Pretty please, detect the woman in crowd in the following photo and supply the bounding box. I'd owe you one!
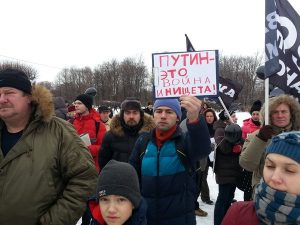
[221,131,300,225]
[200,108,218,205]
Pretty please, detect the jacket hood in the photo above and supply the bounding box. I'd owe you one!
[213,119,226,130]
[109,113,155,137]
[31,84,54,122]
[53,96,66,110]
[74,108,100,121]
[260,94,300,130]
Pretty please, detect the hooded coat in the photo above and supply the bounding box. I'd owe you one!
[53,96,68,120]
[213,119,242,184]
[240,94,300,189]
[0,85,98,225]
[98,113,155,169]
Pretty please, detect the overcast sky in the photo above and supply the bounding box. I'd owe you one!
[0,0,299,82]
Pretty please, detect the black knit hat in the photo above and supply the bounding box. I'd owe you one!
[75,94,93,110]
[96,160,142,208]
[0,69,32,94]
[121,97,142,111]
[250,100,262,114]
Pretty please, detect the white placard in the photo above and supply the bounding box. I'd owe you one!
[152,50,219,98]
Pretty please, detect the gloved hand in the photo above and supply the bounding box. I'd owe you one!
[257,125,274,141]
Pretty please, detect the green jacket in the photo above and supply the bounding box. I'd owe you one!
[0,85,98,225]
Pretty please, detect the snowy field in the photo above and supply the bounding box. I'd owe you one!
[77,111,251,225]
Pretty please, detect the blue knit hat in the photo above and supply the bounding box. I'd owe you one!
[266,131,300,163]
[153,98,182,120]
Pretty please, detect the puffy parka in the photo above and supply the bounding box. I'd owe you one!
[98,113,155,169]
[0,85,98,225]
[129,117,211,225]
[72,108,106,172]
[241,118,260,140]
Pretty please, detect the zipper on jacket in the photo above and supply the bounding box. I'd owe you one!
[156,147,161,177]
[156,146,161,224]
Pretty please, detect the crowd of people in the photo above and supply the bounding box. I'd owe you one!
[1,67,300,225]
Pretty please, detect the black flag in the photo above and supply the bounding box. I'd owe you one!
[185,34,195,52]
[184,34,243,108]
[218,77,243,109]
[265,0,300,99]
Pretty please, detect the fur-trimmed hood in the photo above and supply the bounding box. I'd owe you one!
[109,113,155,137]
[260,94,300,130]
[31,84,54,122]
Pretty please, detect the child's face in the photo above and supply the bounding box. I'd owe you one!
[99,195,134,225]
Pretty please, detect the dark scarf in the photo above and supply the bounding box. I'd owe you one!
[251,119,261,126]
[206,122,215,138]
[254,179,300,224]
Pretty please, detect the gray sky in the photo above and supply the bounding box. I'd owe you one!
[0,0,299,82]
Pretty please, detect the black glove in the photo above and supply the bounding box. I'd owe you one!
[257,125,274,141]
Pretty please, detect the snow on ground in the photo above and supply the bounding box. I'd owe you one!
[77,112,251,225]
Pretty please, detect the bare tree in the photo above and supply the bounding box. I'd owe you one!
[0,61,38,81]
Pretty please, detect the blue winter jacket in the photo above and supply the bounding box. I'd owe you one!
[129,116,211,225]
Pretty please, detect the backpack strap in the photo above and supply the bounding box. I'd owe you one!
[139,134,151,160]
[95,121,100,136]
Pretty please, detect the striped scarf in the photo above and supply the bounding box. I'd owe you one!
[254,179,300,225]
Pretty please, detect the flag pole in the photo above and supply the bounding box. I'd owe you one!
[218,96,234,124]
[264,78,269,125]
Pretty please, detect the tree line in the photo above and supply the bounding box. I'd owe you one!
[0,53,264,110]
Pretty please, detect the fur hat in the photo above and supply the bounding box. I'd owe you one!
[266,131,300,163]
[153,98,182,120]
[121,98,142,111]
[0,68,32,94]
[96,160,142,208]
[75,94,93,110]
[250,100,262,114]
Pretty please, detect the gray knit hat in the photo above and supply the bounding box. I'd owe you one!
[266,131,300,163]
[96,160,141,208]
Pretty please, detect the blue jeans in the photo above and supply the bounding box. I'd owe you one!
[214,183,236,225]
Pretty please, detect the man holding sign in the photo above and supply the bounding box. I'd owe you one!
[129,95,211,225]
